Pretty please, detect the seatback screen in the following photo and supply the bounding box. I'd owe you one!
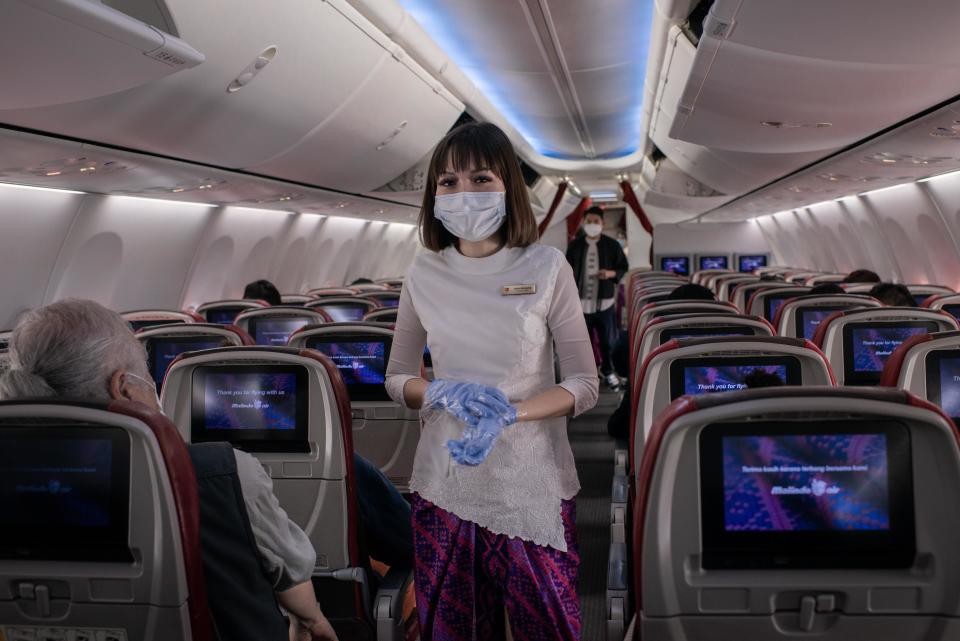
[375,297,400,308]
[318,304,367,322]
[659,256,690,276]
[843,321,939,385]
[191,365,309,452]
[700,420,914,569]
[147,335,231,390]
[738,255,768,273]
[942,304,960,321]
[128,318,186,332]
[698,256,728,270]
[669,356,801,399]
[925,350,960,421]
[249,317,312,346]
[796,307,847,341]
[306,335,391,401]
[659,326,754,345]
[764,293,805,322]
[912,293,933,306]
[206,308,243,325]
[0,427,131,562]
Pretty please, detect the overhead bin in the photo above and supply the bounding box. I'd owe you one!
[0,0,204,110]
[0,0,463,194]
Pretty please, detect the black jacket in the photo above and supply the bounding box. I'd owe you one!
[565,234,630,303]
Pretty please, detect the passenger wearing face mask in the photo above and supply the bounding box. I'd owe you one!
[384,122,598,640]
[565,207,629,389]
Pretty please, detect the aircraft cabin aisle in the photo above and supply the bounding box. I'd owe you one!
[2,1,960,641]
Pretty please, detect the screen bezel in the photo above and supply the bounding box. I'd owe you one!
[248,316,314,346]
[795,306,848,341]
[669,355,802,400]
[659,256,691,276]
[128,318,186,332]
[925,349,960,421]
[147,335,232,390]
[698,255,729,270]
[738,254,769,273]
[305,334,392,402]
[652,306,734,319]
[659,326,755,345]
[316,303,369,322]
[0,426,132,562]
[206,307,245,325]
[191,364,310,453]
[842,321,939,385]
[699,419,915,569]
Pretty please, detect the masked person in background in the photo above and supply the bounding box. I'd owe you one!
[565,207,629,389]
[384,122,599,641]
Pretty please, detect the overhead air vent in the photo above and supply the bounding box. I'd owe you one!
[930,121,960,138]
[0,0,204,110]
[862,152,954,166]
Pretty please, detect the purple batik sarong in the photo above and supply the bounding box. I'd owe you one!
[411,494,581,641]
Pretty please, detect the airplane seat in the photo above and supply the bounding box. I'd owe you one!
[879,330,960,420]
[121,309,203,332]
[136,323,254,392]
[307,287,358,298]
[717,276,760,302]
[281,293,316,305]
[906,285,955,307]
[0,330,10,374]
[731,282,787,313]
[363,308,399,323]
[608,336,836,638]
[306,297,380,323]
[922,293,960,321]
[745,286,812,321]
[351,284,393,294]
[160,346,415,640]
[287,325,419,493]
[0,399,215,640]
[195,300,269,326]
[774,294,882,339]
[812,308,959,386]
[630,386,960,641]
[234,306,331,346]
[359,292,401,309]
[691,269,731,286]
[804,273,846,286]
[841,283,876,294]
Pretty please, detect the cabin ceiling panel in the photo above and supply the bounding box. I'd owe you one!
[397,0,654,160]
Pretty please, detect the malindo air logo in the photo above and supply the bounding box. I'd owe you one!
[771,477,840,496]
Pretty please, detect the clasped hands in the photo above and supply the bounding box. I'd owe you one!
[423,380,518,466]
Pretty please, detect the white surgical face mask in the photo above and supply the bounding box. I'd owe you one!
[583,223,603,238]
[127,372,162,411]
[433,191,507,242]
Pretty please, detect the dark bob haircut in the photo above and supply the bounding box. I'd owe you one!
[419,122,538,252]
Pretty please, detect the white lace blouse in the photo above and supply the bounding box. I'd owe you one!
[385,242,599,551]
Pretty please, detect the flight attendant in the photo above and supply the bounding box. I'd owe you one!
[385,121,599,640]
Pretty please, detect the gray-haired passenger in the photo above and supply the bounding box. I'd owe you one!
[0,299,338,641]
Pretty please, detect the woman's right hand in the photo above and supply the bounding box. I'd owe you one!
[423,380,511,426]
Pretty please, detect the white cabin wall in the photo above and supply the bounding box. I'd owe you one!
[0,184,420,329]
[754,173,960,289]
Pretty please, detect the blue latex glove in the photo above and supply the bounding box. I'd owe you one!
[423,380,512,427]
[447,395,518,466]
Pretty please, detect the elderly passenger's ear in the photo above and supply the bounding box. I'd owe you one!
[109,370,162,411]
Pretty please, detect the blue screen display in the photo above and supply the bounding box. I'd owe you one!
[739,255,768,273]
[207,309,240,325]
[683,365,787,395]
[310,341,387,385]
[202,372,298,431]
[722,433,890,532]
[252,318,311,346]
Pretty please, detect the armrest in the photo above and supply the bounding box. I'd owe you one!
[607,541,630,641]
[375,567,414,641]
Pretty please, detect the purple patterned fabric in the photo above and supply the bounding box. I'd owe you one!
[411,494,581,641]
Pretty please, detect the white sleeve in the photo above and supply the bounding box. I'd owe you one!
[548,257,600,417]
[385,282,427,407]
[233,450,316,590]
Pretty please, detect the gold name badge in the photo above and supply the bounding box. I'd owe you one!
[502,284,537,296]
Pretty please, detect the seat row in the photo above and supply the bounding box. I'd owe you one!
[0,335,421,639]
[606,268,960,640]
